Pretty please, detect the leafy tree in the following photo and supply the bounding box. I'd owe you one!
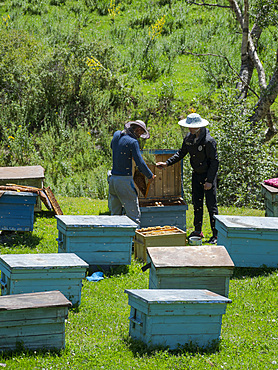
[184,0,278,140]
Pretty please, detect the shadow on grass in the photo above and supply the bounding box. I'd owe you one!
[88,264,129,277]
[0,343,64,359]
[0,231,42,249]
[123,336,220,357]
[34,210,56,220]
[98,210,111,215]
[69,305,80,314]
[232,266,278,280]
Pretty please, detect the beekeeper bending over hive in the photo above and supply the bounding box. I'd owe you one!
[108,120,156,226]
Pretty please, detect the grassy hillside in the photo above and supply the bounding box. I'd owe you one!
[0,0,277,207]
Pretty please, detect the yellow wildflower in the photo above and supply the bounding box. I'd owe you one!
[108,0,121,21]
[149,15,166,40]
[86,56,103,71]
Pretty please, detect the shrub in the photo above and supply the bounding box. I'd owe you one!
[213,96,277,208]
[0,26,135,133]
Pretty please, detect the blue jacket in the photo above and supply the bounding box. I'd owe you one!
[111,130,153,179]
[166,127,218,183]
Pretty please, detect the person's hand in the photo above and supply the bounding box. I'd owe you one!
[148,174,156,183]
[156,162,167,169]
[204,182,212,190]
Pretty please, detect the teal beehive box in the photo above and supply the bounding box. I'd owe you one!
[261,183,278,217]
[147,245,234,297]
[56,215,137,269]
[215,215,278,267]
[0,253,88,306]
[0,290,72,352]
[0,165,45,212]
[125,289,231,350]
[134,150,188,231]
[0,191,37,231]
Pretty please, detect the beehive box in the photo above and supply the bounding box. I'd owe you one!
[147,245,234,297]
[0,191,37,232]
[0,290,71,352]
[134,150,188,231]
[0,253,88,306]
[134,226,187,262]
[56,215,137,269]
[215,215,278,267]
[0,166,45,211]
[261,182,278,217]
[125,289,231,350]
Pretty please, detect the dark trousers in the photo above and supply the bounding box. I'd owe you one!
[191,172,218,237]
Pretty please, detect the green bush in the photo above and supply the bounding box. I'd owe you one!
[213,96,277,208]
[0,26,135,132]
[0,29,44,125]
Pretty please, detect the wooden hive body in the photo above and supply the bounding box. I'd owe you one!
[0,253,88,306]
[133,150,188,231]
[0,290,71,352]
[0,191,37,231]
[134,226,187,262]
[56,215,137,268]
[147,245,234,297]
[261,183,278,217]
[125,289,231,350]
[0,166,44,211]
[215,215,278,267]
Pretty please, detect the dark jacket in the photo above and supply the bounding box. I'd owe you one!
[166,127,218,183]
[111,130,153,179]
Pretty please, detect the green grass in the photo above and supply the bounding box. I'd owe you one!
[0,197,277,369]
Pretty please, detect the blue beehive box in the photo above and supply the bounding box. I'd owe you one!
[0,191,37,231]
[147,245,234,297]
[215,215,278,267]
[0,165,45,211]
[261,183,278,217]
[0,253,88,306]
[134,150,188,231]
[0,290,71,352]
[56,215,137,269]
[125,289,231,349]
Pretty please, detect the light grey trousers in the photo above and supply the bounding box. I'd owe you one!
[108,175,141,226]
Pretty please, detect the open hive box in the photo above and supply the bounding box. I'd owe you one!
[134,225,187,262]
[133,150,188,231]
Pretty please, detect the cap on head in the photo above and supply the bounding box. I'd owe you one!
[125,120,150,139]
[178,113,209,128]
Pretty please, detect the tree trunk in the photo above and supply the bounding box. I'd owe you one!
[250,55,278,125]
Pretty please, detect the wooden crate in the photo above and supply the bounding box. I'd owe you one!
[56,215,137,269]
[125,289,231,350]
[0,290,71,352]
[0,253,88,306]
[261,183,278,217]
[0,166,45,211]
[0,191,37,232]
[134,150,188,231]
[134,226,187,262]
[147,245,234,297]
[215,215,278,267]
